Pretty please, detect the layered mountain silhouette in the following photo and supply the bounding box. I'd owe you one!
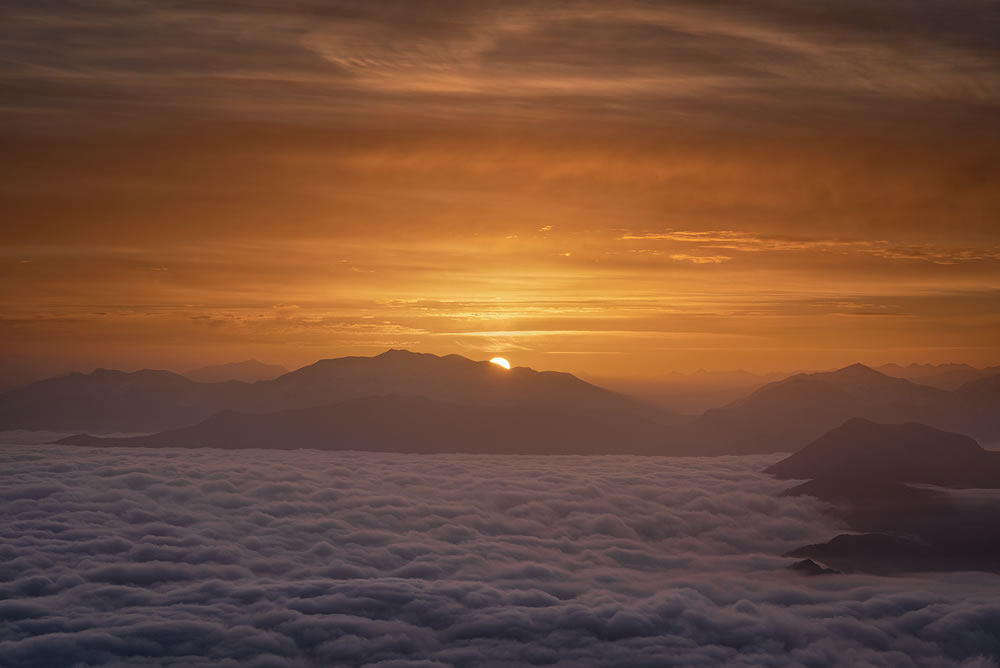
[184,359,288,383]
[56,394,671,455]
[3,355,997,456]
[877,362,1000,391]
[769,419,1000,574]
[0,350,664,435]
[690,363,1000,454]
[784,534,945,576]
[0,368,255,433]
[10,350,681,454]
[766,417,1000,486]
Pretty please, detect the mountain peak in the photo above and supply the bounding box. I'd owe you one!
[765,418,990,483]
[376,348,418,358]
[829,363,881,378]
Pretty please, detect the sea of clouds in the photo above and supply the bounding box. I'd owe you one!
[1,444,998,667]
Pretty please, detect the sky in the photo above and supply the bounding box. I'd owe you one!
[2,0,999,381]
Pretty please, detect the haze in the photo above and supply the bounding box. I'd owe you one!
[2,0,999,385]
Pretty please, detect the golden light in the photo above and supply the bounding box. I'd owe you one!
[489,357,511,370]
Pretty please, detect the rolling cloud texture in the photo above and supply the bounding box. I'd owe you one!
[2,445,998,667]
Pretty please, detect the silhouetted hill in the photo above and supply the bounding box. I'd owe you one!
[1,350,666,435]
[765,418,1000,486]
[785,534,940,575]
[184,360,288,383]
[785,532,1000,575]
[782,473,942,505]
[592,369,785,415]
[772,419,1000,574]
[958,372,1000,396]
[258,350,658,418]
[55,394,671,455]
[690,363,999,453]
[0,369,254,432]
[788,559,840,576]
[878,363,1000,390]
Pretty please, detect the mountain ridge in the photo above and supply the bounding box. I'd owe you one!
[0,349,665,435]
[54,393,673,455]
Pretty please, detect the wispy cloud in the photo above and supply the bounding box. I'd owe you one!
[622,230,1000,265]
[1,1,997,131]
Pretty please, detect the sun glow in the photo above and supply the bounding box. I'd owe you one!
[489,357,511,370]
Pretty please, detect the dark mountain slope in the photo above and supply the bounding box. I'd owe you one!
[56,394,671,455]
[770,419,1000,575]
[765,417,999,486]
[184,359,288,383]
[0,369,254,433]
[1,350,666,434]
[688,363,996,454]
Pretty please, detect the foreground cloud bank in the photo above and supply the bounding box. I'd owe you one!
[1,445,998,667]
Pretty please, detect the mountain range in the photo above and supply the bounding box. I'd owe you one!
[767,418,1000,575]
[183,359,288,383]
[877,362,1000,390]
[56,394,671,455]
[1,351,997,456]
[5,350,671,454]
[689,363,1000,454]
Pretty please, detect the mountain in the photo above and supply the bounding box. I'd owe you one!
[765,418,1000,486]
[0,369,254,433]
[0,350,666,435]
[877,363,1000,390]
[688,363,999,454]
[784,534,941,576]
[184,360,288,383]
[770,419,1000,575]
[958,372,1000,397]
[784,531,1000,576]
[256,349,658,418]
[788,559,840,576]
[56,394,671,455]
[593,369,784,415]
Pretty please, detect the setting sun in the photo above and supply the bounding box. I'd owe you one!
[489,357,511,370]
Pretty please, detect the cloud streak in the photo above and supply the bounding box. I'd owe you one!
[1,0,998,131]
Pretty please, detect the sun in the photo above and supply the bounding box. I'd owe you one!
[489,357,511,370]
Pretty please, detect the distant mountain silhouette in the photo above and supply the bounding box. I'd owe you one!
[184,360,288,383]
[958,372,1000,396]
[785,531,1000,575]
[1,350,667,436]
[877,363,1000,390]
[258,350,658,419]
[765,418,1000,487]
[784,534,943,575]
[771,419,1000,574]
[765,418,1000,486]
[787,558,840,576]
[689,363,999,453]
[0,368,255,432]
[594,369,784,415]
[56,394,671,455]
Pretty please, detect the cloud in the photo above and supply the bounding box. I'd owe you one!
[669,254,733,264]
[0,444,998,667]
[622,230,1000,265]
[1,0,998,131]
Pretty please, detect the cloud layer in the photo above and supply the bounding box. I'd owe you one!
[2,0,998,131]
[1,444,998,666]
[2,2,999,379]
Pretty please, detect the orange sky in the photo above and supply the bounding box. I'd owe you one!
[1,1,999,382]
